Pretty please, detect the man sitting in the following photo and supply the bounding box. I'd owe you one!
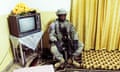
[48,9,84,68]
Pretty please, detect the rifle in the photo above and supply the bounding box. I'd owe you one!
[60,27,73,59]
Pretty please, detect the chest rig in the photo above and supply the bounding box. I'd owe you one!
[54,20,71,41]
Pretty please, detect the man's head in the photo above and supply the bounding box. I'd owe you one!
[56,9,67,22]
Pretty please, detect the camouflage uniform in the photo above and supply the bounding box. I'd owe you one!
[49,19,84,61]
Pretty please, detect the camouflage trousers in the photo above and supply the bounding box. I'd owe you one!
[50,43,83,61]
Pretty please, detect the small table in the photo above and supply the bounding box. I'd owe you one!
[10,31,43,66]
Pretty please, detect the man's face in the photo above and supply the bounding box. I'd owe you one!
[58,14,66,22]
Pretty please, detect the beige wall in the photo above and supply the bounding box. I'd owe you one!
[0,15,13,71]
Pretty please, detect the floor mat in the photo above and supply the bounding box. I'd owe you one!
[81,50,120,70]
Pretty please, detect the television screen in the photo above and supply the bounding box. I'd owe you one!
[19,17,35,33]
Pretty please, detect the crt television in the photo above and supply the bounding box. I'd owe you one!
[8,13,41,37]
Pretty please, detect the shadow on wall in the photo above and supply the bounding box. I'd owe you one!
[41,20,54,49]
